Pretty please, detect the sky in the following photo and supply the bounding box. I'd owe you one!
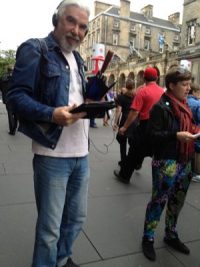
[0,0,184,51]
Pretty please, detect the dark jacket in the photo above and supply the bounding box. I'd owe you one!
[148,93,181,160]
[0,72,12,104]
[7,32,87,149]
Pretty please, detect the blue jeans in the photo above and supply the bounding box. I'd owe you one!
[32,154,90,267]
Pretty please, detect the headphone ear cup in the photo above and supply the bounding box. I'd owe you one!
[52,13,58,27]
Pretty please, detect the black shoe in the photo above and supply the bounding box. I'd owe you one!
[64,257,80,267]
[8,130,16,135]
[113,170,130,184]
[164,237,190,254]
[90,124,98,128]
[142,239,156,261]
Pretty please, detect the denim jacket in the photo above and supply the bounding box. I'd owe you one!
[7,32,87,149]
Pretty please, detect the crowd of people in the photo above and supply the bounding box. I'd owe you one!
[1,0,200,266]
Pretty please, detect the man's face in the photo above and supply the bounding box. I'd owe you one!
[53,5,89,53]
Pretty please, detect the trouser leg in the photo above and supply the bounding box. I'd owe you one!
[143,159,185,240]
[165,161,192,239]
[57,156,89,267]
[32,155,89,267]
[119,137,127,163]
[119,142,145,180]
[7,104,17,134]
[119,142,136,180]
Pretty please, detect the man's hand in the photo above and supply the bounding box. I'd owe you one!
[112,123,118,131]
[52,105,86,126]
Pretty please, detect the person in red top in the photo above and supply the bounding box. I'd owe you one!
[114,67,164,184]
[131,80,164,120]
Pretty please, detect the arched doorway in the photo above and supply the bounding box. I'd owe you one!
[108,74,116,92]
[154,66,161,85]
[118,73,126,91]
[127,72,135,81]
[136,70,144,88]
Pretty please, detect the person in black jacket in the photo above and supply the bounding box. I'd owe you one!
[112,79,136,166]
[142,66,200,261]
[0,68,18,135]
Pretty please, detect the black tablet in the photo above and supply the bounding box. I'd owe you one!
[70,101,116,118]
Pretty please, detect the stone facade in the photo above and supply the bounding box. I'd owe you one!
[79,0,200,90]
[178,0,200,83]
[80,0,180,80]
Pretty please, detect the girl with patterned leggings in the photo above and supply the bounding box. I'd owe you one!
[142,66,200,261]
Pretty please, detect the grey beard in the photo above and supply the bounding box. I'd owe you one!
[60,37,79,53]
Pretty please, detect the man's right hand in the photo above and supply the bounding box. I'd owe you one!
[112,123,118,131]
[52,105,86,126]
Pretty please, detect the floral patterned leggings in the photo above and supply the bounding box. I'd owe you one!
[143,159,192,240]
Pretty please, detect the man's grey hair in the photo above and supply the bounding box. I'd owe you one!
[56,0,90,18]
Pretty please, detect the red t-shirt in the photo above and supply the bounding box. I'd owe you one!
[131,82,164,120]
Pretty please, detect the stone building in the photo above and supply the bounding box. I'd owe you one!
[80,0,200,90]
[178,0,200,83]
[80,0,181,89]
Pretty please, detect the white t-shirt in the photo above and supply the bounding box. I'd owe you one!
[32,51,89,157]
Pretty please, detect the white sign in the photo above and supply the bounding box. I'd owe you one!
[92,43,105,60]
[180,60,192,71]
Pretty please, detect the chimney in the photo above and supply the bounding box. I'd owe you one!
[94,1,112,16]
[168,12,180,25]
[120,0,130,17]
[141,5,153,19]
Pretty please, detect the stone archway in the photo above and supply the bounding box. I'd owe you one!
[118,73,126,90]
[108,74,115,86]
[108,74,116,92]
[136,70,144,88]
[127,71,135,81]
[154,66,161,85]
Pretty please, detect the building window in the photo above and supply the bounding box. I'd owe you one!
[113,19,120,28]
[145,27,151,34]
[173,44,179,51]
[96,30,100,43]
[158,33,165,53]
[144,38,150,50]
[87,57,91,71]
[97,18,100,27]
[129,37,136,54]
[113,33,119,45]
[130,37,136,48]
[130,22,136,32]
[92,21,96,30]
[174,34,179,42]
[187,20,196,45]
[91,33,95,46]
[87,35,90,48]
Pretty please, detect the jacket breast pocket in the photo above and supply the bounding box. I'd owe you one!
[39,61,61,104]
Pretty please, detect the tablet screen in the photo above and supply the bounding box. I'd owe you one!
[70,101,115,118]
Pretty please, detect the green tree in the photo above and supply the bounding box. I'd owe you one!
[0,49,16,78]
